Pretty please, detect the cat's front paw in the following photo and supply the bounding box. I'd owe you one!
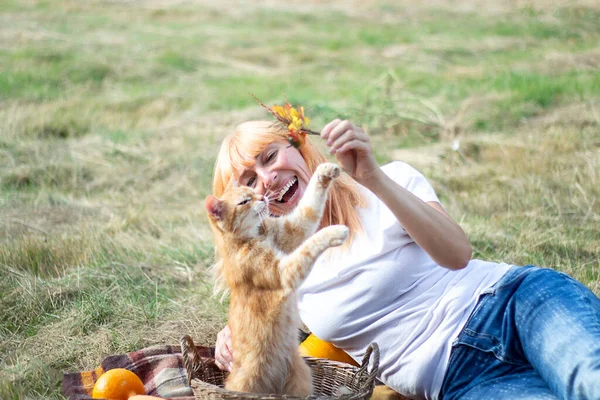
[316,162,341,187]
[327,225,349,247]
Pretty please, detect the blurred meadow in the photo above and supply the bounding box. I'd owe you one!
[1,0,599,398]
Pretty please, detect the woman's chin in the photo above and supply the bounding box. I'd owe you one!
[271,198,298,216]
[287,185,303,210]
[271,202,294,216]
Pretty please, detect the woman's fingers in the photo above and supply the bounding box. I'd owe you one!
[321,119,368,152]
[320,118,342,141]
[320,118,379,184]
[334,138,370,155]
[215,325,233,371]
[323,120,355,148]
[215,355,229,371]
[329,126,369,154]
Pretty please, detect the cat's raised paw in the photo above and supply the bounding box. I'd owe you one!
[327,225,349,247]
[316,163,341,187]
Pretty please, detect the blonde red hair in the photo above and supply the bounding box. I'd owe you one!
[212,120,365,239]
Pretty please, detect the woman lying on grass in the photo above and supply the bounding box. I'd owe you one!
[210,119,600,400]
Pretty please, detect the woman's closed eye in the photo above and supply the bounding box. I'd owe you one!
[265,150,277,164]
[242,149,277,188]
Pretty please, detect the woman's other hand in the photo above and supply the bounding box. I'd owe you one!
[214,325,233,371]
[320,119,380,185]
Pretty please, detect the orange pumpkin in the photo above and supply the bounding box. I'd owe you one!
[91,368,146,399]
[299,334,359,366]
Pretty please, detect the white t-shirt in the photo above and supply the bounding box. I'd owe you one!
[297,161,512,400]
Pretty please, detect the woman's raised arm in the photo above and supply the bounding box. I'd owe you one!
[320,119,472,270]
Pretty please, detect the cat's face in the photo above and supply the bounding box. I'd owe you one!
[237,142,311,216]
[205,186,268,238]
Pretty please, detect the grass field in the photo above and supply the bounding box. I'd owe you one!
[1,0,599,398]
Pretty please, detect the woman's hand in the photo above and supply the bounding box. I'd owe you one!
[320,119,380,186]
[214,325,233,371]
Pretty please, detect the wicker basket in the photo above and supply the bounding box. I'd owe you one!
[180,335,379,400]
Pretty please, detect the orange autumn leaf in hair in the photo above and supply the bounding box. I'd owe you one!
[251,94,319,148]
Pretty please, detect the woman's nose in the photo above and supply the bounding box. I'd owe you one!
[255,168,277,194]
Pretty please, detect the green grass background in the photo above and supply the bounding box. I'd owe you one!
[1,0,599,398]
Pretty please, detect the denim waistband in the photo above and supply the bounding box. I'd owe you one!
[480,264,538,295]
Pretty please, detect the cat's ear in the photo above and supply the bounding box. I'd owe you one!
[205,195,224,221]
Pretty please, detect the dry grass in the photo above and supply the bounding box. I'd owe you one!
[0,0,598,398]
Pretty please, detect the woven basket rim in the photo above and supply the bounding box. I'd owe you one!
[180,335,379,400]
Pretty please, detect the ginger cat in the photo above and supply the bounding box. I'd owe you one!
[204,162,349,396]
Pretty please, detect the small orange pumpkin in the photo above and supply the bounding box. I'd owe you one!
[299,334,359,366]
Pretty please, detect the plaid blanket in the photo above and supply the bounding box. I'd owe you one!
[62,344,407,400]
[62,343,214,400]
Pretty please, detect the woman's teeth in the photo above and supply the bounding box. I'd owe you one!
[276,177,297,202]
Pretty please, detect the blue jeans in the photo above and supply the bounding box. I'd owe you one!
[440,266,600,400]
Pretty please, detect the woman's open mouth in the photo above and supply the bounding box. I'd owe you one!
[276,177,299,203]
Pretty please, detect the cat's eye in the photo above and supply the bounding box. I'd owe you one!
[238,198,251,206]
